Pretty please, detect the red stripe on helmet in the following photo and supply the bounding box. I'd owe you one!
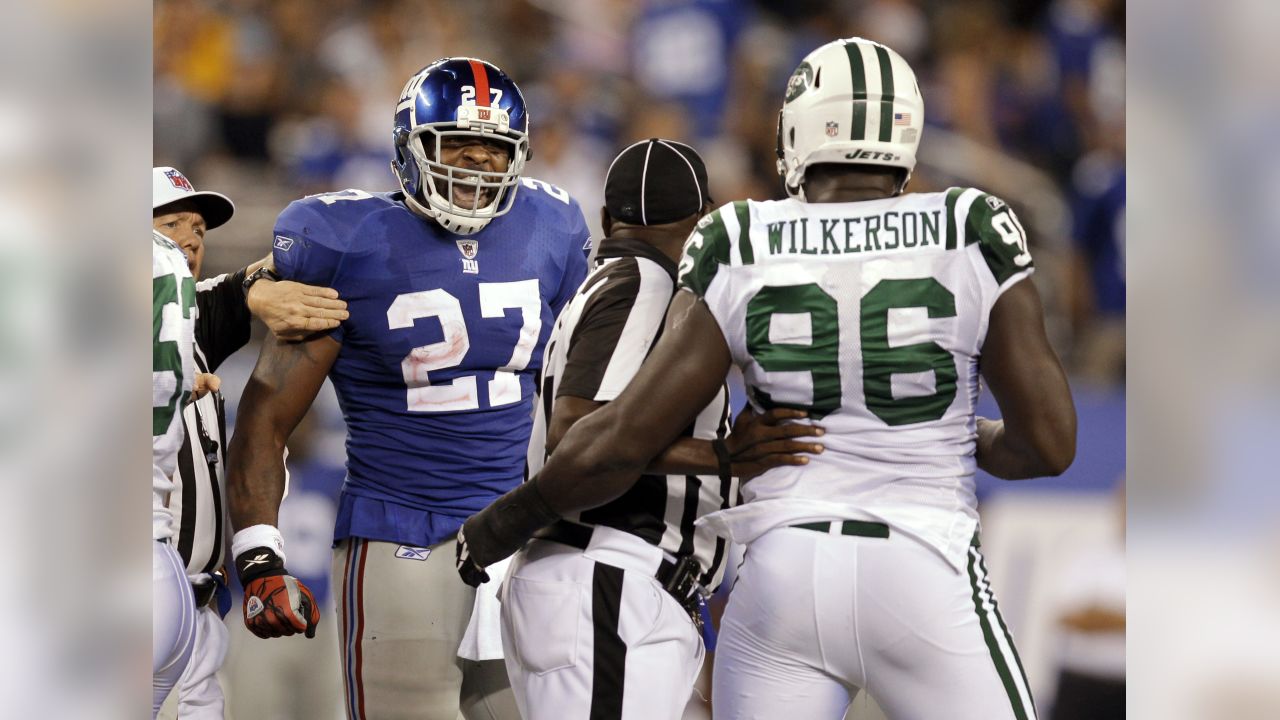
[468,60,491,107]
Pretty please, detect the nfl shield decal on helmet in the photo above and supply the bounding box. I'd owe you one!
[825,121,839,137]
[456,239,480,274]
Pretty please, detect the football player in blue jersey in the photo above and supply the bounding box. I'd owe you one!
[226,57,590,720]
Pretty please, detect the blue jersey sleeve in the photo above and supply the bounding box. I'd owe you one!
[271,196,357,341]
[272,198,350,287]
[552,197,592,314]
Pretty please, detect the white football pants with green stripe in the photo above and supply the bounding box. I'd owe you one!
[713,526,1036,720]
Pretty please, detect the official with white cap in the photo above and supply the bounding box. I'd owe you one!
[151,166,348,718]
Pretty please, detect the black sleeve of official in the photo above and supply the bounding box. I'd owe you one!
[194,267,251,371]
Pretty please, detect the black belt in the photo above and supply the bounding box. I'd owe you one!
[191,568,226,609]
[533,522,704,614]
[792,520,890,538]
[191,578,218,608]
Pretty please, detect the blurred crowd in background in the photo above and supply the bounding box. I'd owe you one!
[153,1,1126,718]
[155,0,1125,388]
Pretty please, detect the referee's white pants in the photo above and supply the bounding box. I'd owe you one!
[153,540,196,718]
[500,538,704,720]
[713,526,1037,720]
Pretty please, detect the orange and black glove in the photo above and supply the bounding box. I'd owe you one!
[234,547,320,639]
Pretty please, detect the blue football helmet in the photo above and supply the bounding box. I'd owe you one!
[391,57,530,235]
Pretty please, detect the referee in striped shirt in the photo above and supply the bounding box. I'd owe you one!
[152,167,348,718]
[460,140,824,720]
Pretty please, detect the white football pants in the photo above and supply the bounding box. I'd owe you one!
[713,525,1037,720]
[172,604,228,718]
[500,534,705,720]
[153,540,196,717]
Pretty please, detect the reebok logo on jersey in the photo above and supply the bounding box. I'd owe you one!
[395,545,432,561]
[274,235,294,252]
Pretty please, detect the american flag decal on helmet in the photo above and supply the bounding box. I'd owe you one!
[894,112,912,126]
[165,169,194,192]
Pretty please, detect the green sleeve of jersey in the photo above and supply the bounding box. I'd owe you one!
[964,192,1034,285]
[677,205,734,297]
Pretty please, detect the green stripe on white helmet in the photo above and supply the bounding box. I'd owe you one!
[776,38,924,200]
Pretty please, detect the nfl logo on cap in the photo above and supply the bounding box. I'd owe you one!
[165,169,194,192]
[825,121,839,137]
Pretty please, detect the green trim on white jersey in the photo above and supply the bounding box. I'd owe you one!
[687,190,1036,571]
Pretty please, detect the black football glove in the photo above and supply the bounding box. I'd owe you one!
[455,526,491,588]
[455,480,561,587]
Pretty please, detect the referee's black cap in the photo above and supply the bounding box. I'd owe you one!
[605,138,712,226]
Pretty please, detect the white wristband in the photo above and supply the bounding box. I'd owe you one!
[232,524,287,566]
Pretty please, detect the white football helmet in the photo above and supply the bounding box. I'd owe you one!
[776,38,924,199]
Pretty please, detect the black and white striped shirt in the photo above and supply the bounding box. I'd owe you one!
[170,269,251,578]
[530,238,738,592]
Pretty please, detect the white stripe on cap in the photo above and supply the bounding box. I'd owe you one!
[639,140,654,225]
[655,139,701,209]
[605,139,651,179]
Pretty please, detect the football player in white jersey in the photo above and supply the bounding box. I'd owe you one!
[457,37,1076,720]
[153,229,199,718]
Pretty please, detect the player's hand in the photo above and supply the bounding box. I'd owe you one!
[235,547,320,639]
[247,280,349,341]
[725,407,825,481]
[191,372,221,401]
[455,526,491,588]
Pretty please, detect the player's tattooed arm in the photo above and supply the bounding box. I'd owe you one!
[243,253,350,341]
[227,333,341,530]
[977,279,1077,479]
